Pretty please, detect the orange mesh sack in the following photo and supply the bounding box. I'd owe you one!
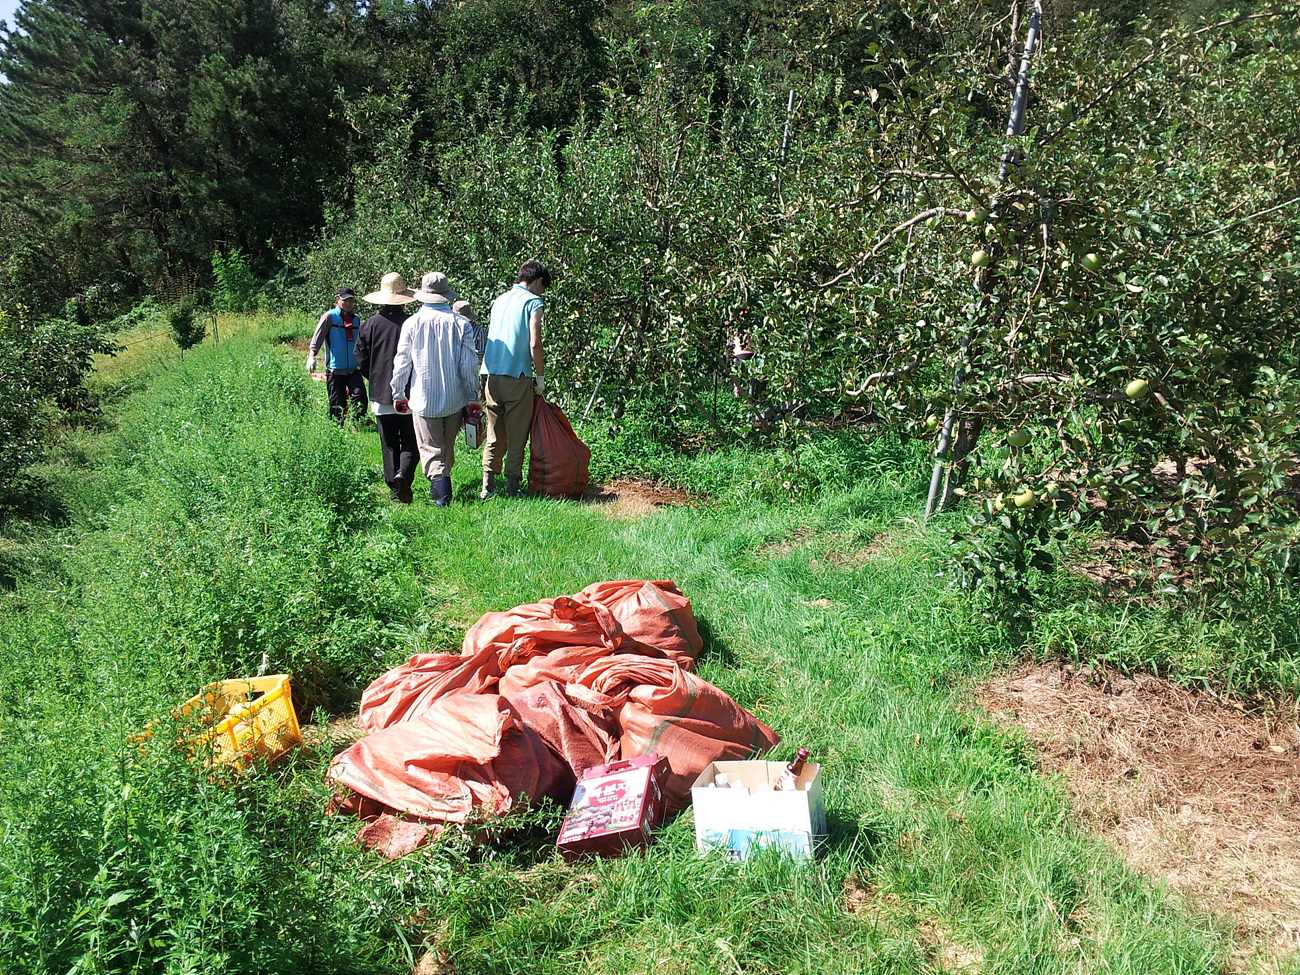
[575,580,703,669]
[463,581,702,672]
[574,655,781,811]
[528,398,590,499]
[358,646,504,733]
[501,679,621,775]
[329,694,574,824]
[462,594,621,660]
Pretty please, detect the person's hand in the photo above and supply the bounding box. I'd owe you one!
[394,397,410,414]
[533,375,545,396]
[306,354,317,372]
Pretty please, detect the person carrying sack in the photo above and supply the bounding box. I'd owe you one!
[308,286,367,424]
[480,261,550,499]
[355,272,418,504]
[390,272,481,507]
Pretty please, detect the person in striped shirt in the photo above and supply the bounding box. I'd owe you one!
[390,272,482,507]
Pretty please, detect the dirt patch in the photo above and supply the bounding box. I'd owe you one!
[758,524,813,557]
[413,949,454,974]
[824,530,902,567]
[977,662,1300,969]
[301,714,364,755]
[917,920,985,973]
[582,478,697,519]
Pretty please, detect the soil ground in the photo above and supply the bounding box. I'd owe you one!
[581,477,697,519]
[976,662,1300,971]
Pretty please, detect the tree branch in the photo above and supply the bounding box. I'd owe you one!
[1037,9,1290,148]
[819,208,968,288]
[846,358,920,396]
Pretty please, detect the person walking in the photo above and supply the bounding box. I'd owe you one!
[453,299,486,357]
[308,286,367,424]
[390,272,481,507]
[480,261,550,499]
[356,272,418,504]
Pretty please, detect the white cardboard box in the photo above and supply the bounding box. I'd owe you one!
[690,760,826,861]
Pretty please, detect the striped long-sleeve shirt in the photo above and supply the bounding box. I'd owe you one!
[390,302,481,418]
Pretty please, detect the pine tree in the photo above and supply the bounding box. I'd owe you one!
[0,0,357,304]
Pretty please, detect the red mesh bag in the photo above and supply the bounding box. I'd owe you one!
[574,580,702,669]
[501,679,621,775]
[358,646,505,733]
[572,655,781,812]
[528,398,590,499]
[329,694,574,822]
[463,580,702,671]
[331,579,776,855]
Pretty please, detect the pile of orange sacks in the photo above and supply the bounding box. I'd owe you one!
[328,580,779,857]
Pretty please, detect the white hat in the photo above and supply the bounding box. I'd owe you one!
[411,271,459,304]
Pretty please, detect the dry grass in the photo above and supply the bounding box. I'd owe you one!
[581,477,697,519]
[976,662,1300,971]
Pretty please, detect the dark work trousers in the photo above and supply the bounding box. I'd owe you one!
[327,369,367,423]
[376,412,419,494]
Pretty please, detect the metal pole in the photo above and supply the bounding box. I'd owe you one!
[998,1,1043,183]
[925,0,1043,522]
[780,89,795,166]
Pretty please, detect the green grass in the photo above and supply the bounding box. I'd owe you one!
[0,316,1278,973]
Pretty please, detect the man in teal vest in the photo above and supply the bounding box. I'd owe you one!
[308,286,367,423]
[480,261,550,498]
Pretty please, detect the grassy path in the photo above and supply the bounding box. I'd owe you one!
[0,321,1235,973]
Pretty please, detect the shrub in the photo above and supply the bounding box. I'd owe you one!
[167,300,206,354]
[213,248,260,314]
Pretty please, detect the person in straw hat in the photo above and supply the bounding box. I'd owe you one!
[355,272,418,504]
[390,271,482,507]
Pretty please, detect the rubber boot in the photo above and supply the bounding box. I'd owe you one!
[430,475,452,508]
[504,475,522,498]
[480,470,496,500]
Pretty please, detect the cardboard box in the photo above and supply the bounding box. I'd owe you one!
[556,754,670,860]
[690,760,826,861]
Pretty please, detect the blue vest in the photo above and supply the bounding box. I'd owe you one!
[324,308,359,371]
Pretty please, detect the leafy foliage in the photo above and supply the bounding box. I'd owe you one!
[167,301,205,354]
[0,297,117,510]
[3,0,1298,603]
[212,248,259,314]
[0,0,355,303]
[287,2,1298,604]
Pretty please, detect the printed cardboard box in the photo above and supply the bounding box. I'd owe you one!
[690,760,826,861]
[556,754,670,860]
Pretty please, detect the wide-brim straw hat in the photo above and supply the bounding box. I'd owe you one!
[452,299,478,323]
[411,271,459,304]
[363,272,415,305]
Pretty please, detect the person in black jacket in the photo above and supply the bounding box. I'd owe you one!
[355,272,418,503]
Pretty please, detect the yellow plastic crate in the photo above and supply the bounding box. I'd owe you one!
[174,674,302,767]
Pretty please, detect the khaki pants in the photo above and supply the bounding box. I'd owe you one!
[413,412,463,479]
[482,375,535,479]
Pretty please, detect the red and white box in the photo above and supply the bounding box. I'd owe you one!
[556,754,671,860]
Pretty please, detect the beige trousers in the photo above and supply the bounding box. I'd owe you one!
[482,375,535,479]
[412,412,463,479]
